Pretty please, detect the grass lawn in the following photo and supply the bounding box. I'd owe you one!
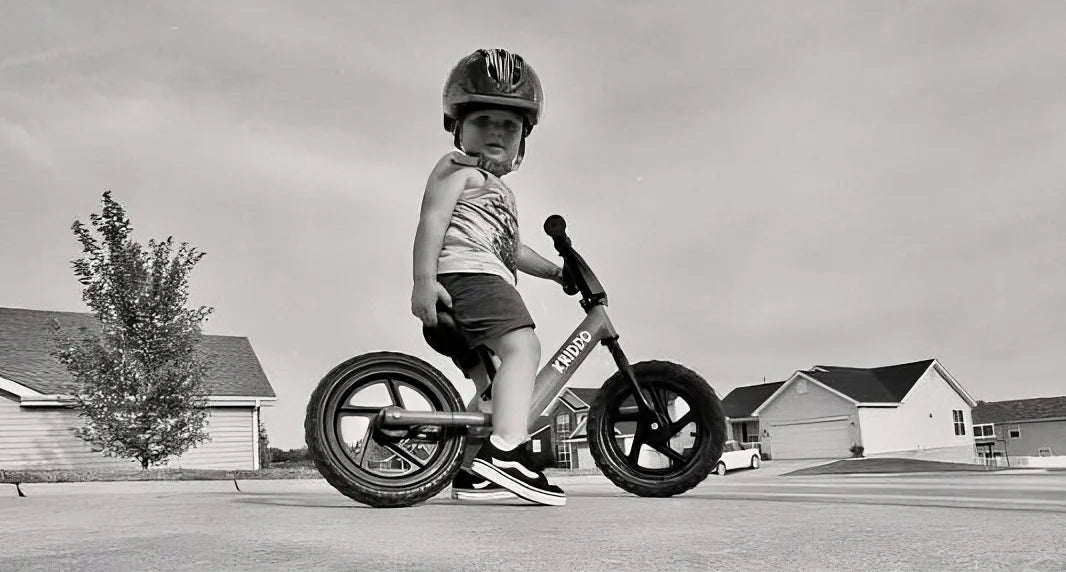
[1,460,604,484]
[0,461,322,484]
[785,457,1006,476]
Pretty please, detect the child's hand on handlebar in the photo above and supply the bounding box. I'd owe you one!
[558,266,579,296]
[412,279,452,327]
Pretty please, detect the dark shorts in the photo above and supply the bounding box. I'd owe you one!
[438,273,536,349]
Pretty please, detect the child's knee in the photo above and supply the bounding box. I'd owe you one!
[490,328,540,361]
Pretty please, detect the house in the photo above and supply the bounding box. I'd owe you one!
[722,380,785,451]
[536,387,600,469]
[733,359,977,463]
[972,396,1066,468]
[0,307,276,470]
[536,387,677,470]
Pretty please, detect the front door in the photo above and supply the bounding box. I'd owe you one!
[976,442,995,466]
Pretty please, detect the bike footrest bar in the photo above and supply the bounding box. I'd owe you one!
[378,407,491,428]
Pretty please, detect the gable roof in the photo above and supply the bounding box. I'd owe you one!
[722,381,786,418]
[802,359,936,403]
[541,387,601,416]
[972,397,1066,424]
[568,388,600,407]
[0,307,275,398]
[752,358,975,416]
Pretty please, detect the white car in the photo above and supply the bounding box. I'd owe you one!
[713,440,762,475]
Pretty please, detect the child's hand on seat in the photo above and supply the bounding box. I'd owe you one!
[412,279,452,327]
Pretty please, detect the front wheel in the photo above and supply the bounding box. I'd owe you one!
[587,360,727,497]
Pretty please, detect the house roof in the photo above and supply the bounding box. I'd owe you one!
[0,307,275,398]
[722,381,786,418]
[802,359,935,403]
[568,388,600,407]
[972,397,1066,424]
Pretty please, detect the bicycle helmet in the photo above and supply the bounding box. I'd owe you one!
[442,49,543,169]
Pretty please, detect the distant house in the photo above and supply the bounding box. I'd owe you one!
[972,396,1066,468]
[536,387,677,470]
[536,387,600,469]
[728,359,977,463]
[722,381,785,450]
[0,307,276,470]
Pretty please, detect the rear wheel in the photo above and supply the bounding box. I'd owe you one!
[751,455,760,469]
[715,461,727,476]
[304,352,466,507]
[588,361,727,497]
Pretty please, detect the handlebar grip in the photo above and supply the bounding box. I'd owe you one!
[544,215,567,239]
[561,266,579,296]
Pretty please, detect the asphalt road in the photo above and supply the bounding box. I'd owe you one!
[3,464,1065,571]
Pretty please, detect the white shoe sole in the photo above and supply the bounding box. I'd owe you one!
[451,489,520,501]
[471,460,566,506]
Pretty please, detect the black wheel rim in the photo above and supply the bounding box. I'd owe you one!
[318,360,460,489]
[599,379,706,478]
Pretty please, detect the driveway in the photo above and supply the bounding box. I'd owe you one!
[4,471,1066,571]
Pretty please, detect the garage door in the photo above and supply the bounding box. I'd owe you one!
[770,418,853,460]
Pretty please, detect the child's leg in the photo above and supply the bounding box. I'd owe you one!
[460,361,492,468]
[482,327,540,449]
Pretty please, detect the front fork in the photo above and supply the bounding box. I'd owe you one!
[603,338,673,435]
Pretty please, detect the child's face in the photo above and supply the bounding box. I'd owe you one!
[459,108,524,167]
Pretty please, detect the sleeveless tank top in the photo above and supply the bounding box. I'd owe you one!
[436,163,520,285]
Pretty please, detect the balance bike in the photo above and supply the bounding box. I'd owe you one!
[304,215,727,507]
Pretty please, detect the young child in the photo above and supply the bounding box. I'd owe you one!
[411,49,567,506]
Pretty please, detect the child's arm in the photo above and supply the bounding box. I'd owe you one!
[412,154,480,327]
[516,243,564,284]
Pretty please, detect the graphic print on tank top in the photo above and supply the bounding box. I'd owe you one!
[448,175,519,280]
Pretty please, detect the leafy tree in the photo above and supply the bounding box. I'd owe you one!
[54,191,214,469]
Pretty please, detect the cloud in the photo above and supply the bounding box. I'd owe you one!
[0,118,53,166]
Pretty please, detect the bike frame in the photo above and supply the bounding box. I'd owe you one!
[380,302,666,434]
[378,215,669,434]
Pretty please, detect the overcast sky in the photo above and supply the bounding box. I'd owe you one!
[3,1,1065,449]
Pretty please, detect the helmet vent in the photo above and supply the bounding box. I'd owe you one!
[478,49,524,92]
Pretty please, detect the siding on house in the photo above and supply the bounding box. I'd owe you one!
[758,377,859,458]
[0,393,256,470]
[166,407,255,470]
[857,366,975,463]
[0,392,138,470]
[978,419,1066,458]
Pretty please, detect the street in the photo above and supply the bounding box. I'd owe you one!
[2,464,1065,571]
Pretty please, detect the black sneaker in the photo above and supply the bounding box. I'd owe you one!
[450,468,518,501]
[470,439,566,506]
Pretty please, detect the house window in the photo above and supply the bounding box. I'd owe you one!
[555,442,572,469]
[1038,448,1052,457]
[555,413,571,436]
[952,410,965,436]
[554,413,573,469]
[973,424,995,438]
[1008,426,1021,439]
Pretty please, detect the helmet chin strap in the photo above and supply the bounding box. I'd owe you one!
[452,126,525,176]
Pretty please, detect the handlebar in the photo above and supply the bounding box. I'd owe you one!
[543,215,579,295]
[543,215,607,307]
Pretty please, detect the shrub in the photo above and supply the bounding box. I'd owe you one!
[269,447,310,463]
[849,444,865,458]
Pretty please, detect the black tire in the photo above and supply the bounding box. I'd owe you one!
[715,461,727,476]
[304,351,466,507]
[587,360,727,497]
